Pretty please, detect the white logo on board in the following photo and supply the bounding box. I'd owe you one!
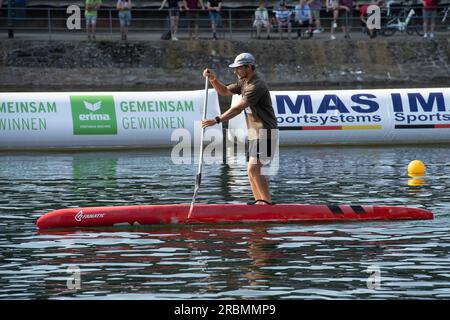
[75,210,106,222]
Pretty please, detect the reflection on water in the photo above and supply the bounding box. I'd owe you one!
[0,146,450,299]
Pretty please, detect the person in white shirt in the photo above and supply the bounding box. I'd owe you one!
[253,0,271,39]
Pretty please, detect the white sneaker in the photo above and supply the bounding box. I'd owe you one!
[330,35,336,40]
[313,28,323,34]
[429,33,434,38]
[332,22,338,28]
[172,36,179,41]
[423,33,428,38]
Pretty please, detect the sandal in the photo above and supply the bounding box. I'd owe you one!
[247,199,275,205]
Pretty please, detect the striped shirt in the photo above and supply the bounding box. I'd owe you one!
[274,9,292,23]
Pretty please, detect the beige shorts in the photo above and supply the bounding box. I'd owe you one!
[253,20,270,28]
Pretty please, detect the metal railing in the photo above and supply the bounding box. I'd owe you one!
[0,5,448,40]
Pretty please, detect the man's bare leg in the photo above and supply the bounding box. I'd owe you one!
[248,158,272,204]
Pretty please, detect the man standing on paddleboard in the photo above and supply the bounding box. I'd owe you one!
[201,53,279,205]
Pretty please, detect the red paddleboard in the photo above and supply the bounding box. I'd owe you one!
[36,204,433,229]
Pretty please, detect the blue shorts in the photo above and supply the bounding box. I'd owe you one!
[85,15,97,26]
[119,11,132,27]
[208,11,221,25]
[423,10,437,20]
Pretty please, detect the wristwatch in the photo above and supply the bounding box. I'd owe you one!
[215,116,221,124]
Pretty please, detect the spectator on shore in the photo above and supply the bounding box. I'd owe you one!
[117,0,132,40]
[85,0,102,40]
[274,1,293,39]
[186,0,205,40]
[360,0,384,39]
[294,0,313,38]
[159,0,187,41]
[207,0,222,40]
[254,0,271,39]
[327,0,339,39]
[422,0,438,38]
[339,0,353,39]
[307,0,324,33]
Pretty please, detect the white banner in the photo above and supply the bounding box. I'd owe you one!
[229,88,450,145]
[0,90,221,149]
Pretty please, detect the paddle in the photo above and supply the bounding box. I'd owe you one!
[187,76,209,220]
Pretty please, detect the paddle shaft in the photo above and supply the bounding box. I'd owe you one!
[187,77,209,219]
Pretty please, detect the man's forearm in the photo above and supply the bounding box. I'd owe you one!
[220,105,244,123]
[210,78,230,96]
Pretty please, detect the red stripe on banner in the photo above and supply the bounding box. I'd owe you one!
[302,126,342,130]
[435,124,450,128]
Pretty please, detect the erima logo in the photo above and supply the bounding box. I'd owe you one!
[75,210,106,222]
[84,101,102,112]
[79,101,111,121]
[70,95,117,135]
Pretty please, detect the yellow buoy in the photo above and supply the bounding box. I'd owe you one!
[408,177,425,186]
[408,160,426,176]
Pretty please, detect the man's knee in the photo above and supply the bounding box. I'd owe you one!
[247,161,262,177]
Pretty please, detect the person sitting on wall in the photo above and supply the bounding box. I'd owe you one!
[254,0,271,39]
[274,1,293,39]
[307,0,324,34]
[294,0,314,39]
[327,0,339,40]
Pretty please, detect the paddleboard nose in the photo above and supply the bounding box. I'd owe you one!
[409,207,433,220]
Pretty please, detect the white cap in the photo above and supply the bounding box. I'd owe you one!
[228,53,256,68]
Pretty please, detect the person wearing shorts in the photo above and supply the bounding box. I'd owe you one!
[422,0,438,38]
[117,0,132,40]
[327,0,339,39]
[294,0,314,38]
[160,0,186,40]
[274,1,293,39]
[308,0,324,33]
[201,53,279,205]
[253,0,271,39]
[207,0,222,40]
[85,0,102,40]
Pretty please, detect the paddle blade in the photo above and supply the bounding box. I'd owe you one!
[187,173,202,220]
[195,173,202,188]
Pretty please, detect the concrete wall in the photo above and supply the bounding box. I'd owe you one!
[0,38,449,92]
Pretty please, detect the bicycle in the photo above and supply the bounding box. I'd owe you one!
[442,5,450,23]
[380,2,424,36]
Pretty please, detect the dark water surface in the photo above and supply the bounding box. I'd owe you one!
[1,146,450,299]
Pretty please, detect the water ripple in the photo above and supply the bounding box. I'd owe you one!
[1,147,450,299]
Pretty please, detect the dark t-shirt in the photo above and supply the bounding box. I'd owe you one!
[227,73,278,140]
[208,0,222,8]
[186,0,200,9]
[168,0,180,9]
[340,0,352,9]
